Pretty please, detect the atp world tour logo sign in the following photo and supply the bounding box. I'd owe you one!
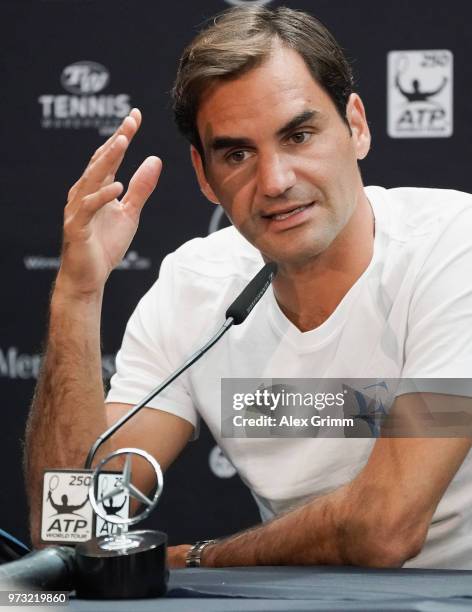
[387,50,453,138]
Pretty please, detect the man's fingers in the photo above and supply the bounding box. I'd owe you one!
[69,133,128,202]
[77,182,124,223]
[85,118,131,171]
[98,108,141,158]
[68,108,142,202]
[129,107,142,130]
[122,157,162,215]
[77,134,129,198]
[89,108,142,165]
[89,113,139,165]
[83,108,142,192]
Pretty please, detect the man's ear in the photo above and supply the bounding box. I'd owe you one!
[346,94,371,160]
[190,145,219,204]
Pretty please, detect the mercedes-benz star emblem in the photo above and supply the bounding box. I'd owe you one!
[89,447,164,528]
[75,448,168,595]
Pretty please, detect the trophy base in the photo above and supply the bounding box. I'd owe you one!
[74,529,168,599]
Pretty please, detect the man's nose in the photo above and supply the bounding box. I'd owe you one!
[256,153,296,199]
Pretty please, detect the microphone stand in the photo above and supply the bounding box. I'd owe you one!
[85,317,234,469]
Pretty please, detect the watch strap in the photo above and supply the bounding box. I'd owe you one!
[185,539,217,567]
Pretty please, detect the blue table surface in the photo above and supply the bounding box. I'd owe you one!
[68,565,472,612]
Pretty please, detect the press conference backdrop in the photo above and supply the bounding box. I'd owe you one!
[1,0,471,546]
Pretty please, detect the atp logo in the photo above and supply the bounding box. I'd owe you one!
[94,473,130,537]
[41,472,94,543]
[387,50,453,138]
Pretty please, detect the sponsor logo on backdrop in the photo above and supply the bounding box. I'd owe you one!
[38,60,132,135]
[208,206,231,235]
[224,0,273,5]
[0,347,41,380]
[115,251,151,270]
[0,347,116,380]
[61,61,109,94]
[387,50,453,138]
[24,250,151,271]
[209,445,237,478]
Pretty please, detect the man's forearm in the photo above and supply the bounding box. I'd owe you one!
[24,280,107,544]
[199,435,454,569]
[201,477,420,569]
[203,486,349,568]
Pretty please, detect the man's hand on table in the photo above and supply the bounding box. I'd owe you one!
[168,544,192,568]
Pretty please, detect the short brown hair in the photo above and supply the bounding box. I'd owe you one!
[172,6,354,156]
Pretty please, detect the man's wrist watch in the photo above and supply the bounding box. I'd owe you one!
[185,539,217,567]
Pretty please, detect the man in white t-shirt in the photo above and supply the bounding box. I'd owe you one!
[25,6,472,569]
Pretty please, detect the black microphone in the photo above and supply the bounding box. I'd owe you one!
[85,261,277,468]
[226,261,277,324]
[0,547,76,591]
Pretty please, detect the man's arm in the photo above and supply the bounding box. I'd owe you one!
[175,394,470,569]
[25,280,106,546]
[23,109,193,547]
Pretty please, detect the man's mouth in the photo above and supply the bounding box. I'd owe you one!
[262,202,314,221]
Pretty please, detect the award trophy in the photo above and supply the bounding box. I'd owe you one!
[74,448,167,599]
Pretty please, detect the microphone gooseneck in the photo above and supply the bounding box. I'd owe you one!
[85,261,277,469]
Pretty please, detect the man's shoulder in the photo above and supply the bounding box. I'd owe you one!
[170,226,263,281]
[367,186,472,241]
[384,186,472,210]
[147,227,265,333]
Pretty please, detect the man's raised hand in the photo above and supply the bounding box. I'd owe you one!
[57,108,162,296]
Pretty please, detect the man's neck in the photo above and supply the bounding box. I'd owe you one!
[272,192,375,332]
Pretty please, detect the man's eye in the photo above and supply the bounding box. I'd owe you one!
[226,150,250,164]
[290,131,312,144]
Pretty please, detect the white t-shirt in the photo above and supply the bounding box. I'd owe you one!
[107,186,472,569]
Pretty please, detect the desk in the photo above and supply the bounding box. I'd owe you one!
[69,566,472,611]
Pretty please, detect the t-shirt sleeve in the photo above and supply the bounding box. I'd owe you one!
[399,205,472,396]
[105,253,199,433]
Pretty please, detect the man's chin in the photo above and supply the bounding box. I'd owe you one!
[258,241,329,270]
